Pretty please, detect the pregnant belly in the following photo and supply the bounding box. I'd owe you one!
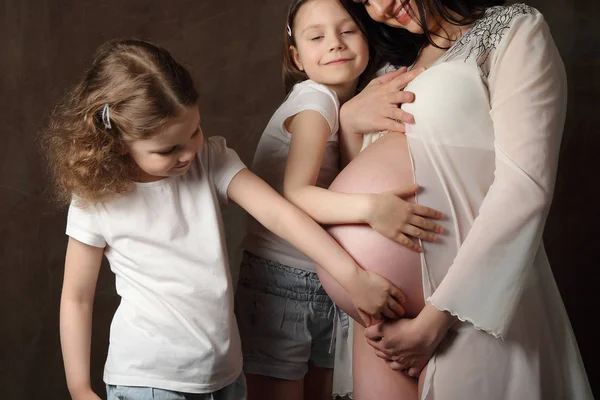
[316,133,425,323]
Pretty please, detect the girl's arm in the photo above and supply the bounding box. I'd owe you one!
[228,168,406,324]
[60,238,104,400]
[339,124,364,167]
[283,110,443,251]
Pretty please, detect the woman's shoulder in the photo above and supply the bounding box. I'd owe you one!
[443,3,542,73]
[481,3,537,23]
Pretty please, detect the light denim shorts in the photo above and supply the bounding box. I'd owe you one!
[106,373,246,400]
[234,251,348,381]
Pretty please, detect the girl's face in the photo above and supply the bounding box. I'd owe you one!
[357,0,425,34]
[291,0,369,90]
[124,106,204,182]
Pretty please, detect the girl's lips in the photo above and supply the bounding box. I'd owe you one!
[326,58,352,65]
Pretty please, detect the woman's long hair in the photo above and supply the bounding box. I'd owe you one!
[341,0,506,69]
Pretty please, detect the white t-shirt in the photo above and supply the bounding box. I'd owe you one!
[66,136,246,393]
[243,80,340,272]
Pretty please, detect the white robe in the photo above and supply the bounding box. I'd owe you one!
[335,4,593,399]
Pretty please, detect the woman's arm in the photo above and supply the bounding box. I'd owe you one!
[60,238,104,400]
[425,11,567,339]
[283,109,443,251]
[228,168,406,324]
[339,67,421,165]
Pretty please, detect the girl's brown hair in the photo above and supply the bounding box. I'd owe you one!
[42,39,198,206]
[282,0,381,93]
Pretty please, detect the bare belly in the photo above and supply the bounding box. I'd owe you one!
[316,133,425,323]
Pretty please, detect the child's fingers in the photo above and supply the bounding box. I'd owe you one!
[409,215,445,234]
[391,184,419,198]
[404,224,438,242]
[412,204,444,220]
[392,233,423,252]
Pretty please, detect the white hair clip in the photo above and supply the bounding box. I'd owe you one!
[101,104,112,130]
[286,24,292,37]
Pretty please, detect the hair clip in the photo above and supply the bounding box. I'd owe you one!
[286,24,292,37]
[102,104,112,130]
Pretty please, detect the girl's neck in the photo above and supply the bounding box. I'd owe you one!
[322,79,359,104]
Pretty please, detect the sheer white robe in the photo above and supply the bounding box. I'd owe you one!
[334,4,593,399]
[404,5,592,399]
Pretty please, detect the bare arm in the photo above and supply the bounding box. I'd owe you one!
[228,168,406,324]
[60,237,104,400]
[339,126,364,167]
[283,110,443,251]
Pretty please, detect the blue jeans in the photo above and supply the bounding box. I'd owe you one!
[106,373,246,400]
[235,251,349,380]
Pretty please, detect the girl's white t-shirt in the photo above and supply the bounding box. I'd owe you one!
[244,80,340,272]
[66,136,246,393]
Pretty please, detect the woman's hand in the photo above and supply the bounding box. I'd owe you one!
[364,303,457,377]
[347,269,407,326]
[339,67,426,137]
[367,184,444,252]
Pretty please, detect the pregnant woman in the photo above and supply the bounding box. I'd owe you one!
[316,0,594,399]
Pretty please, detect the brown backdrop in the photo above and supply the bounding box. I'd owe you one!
[1,0,597,398]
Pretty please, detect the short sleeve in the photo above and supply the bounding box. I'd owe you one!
[282,82,340,135]
[66,199,107,248]
[205,136,246,204]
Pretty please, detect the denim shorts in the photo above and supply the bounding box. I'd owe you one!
[234,251,348,381]
[106,373,246,400]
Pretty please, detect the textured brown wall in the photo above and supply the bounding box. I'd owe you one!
[0,0,597,398]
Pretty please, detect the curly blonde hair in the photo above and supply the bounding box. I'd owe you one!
[42,39,198,206]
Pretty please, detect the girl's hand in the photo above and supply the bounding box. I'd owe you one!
[339,67,425,136]
[348,269,407,326]
[367,184,444,252]
[364,304,457,377]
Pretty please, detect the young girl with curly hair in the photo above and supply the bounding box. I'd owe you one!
[42,38,406,400]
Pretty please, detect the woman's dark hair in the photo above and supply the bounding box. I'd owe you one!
[342,0,506,69]
[282,0,383,93]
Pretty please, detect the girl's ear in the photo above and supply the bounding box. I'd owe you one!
[290,46,304,71]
